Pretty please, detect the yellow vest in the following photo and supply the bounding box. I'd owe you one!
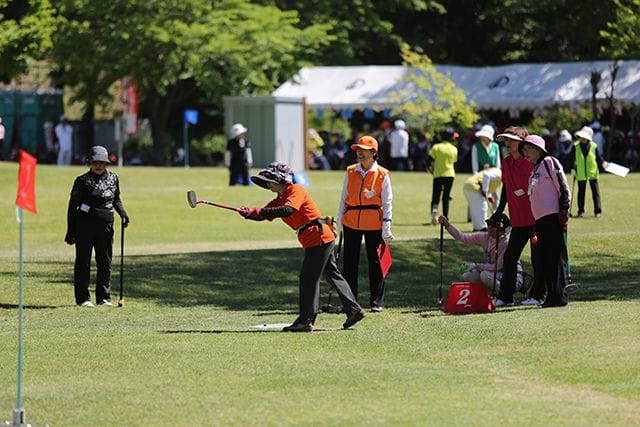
[342,165,388,230]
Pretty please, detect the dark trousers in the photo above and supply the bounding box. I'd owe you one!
[229,167,250,186]
[498,225,545,303]
[431,177,454,217]
[298,241,361,324]
[74,217,114,305]
[577,179,601,215]
[535,214,568,306]
[342,226,385,308]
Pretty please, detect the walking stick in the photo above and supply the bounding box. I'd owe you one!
[118,219,125,307]
[569,174,576,217]
[436,223,444,306]
[491,221,500,298]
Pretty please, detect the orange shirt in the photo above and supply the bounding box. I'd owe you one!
[266,184,334,249]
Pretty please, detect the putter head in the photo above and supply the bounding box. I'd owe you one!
[320,304,334,313]
[187,190,198,208]
[118,298,124,307]
[434,297,443,306]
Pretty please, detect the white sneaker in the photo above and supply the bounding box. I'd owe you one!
[431,209,438,225]
[493,299,513,307]
[99,300,114,307]
[79,301,95,308]
[521,297,542,306]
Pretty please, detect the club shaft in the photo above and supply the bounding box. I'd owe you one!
[119,221,124,298]
[199,200,239,211]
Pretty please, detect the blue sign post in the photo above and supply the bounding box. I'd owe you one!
[183,109,198,168]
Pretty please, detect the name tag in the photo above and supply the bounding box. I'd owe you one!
[514,188,525,197]
[365,190,376,199]
[80,203,90,213]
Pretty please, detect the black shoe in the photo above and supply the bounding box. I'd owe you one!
[282,323,313,332]
[541,301,568,308]
[343,309,366,329]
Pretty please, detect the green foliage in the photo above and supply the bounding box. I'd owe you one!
[527,105,593,135]
[389,44,478,134]
[600,0,640,59]
[0,0,56,81]
[307,109,351,135]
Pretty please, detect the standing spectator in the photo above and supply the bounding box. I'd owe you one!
[306,128,330,170]
[493,127,545,307]
[410,131,430,171]
[590,121,605,154]
[463,167,502,232]
[0,116,5,161]
[471,124,501,174]
[570,126,608,218]
[64,146,130,307]
[389,119,409,171]
[328,131,349,170]
[55,115,73,166]
[520,135,571,308]
[337,136,393,312]
[225,123,253,186]
[239,162,366,332]
[429,128,458,225]
[555,129,574,172]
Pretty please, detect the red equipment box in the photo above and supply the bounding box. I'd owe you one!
[444,282,495,314]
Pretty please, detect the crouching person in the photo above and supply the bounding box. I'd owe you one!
[438,214,520,293]
[239,162,366,332]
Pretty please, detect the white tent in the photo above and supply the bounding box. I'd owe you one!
[273,61,640,112]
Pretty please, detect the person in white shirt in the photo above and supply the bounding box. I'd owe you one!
[388,119,409,171]
[55,115,73,165]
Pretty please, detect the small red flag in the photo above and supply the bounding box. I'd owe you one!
[16,150,37,213]
[377,242,392,279]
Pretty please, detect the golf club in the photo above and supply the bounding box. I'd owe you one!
[118,218,125,307]
[435,222,444,306]
[563,229,578,293]
[321,232,343,313]
[187,190,240,212]
[569,174,577,217]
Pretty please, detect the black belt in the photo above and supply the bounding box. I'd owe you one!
[297,217,336,237]
[344,205,380,211]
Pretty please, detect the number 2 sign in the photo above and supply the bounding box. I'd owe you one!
[444,282,495,314]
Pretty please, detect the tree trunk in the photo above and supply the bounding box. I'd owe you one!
[78,104,95,158]
[146,88,173,166]
[606,61,619,161]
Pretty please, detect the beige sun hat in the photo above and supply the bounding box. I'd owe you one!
[575,126,594,141]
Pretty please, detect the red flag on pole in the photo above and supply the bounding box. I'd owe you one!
[16,150,37,213]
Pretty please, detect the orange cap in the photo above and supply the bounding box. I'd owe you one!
[351,136,378,151]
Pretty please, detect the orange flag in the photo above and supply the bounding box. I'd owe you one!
[16,150,37,213]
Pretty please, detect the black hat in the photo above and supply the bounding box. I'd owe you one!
[250,162,294,189]
[486,213,510,229]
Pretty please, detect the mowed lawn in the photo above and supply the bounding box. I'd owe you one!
[0,162,639,426]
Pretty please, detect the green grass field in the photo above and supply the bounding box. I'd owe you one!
[1,162,639,426]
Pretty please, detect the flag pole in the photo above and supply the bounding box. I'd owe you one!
[13,207,26,426]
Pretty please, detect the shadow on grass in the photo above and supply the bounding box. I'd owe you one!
[24,239,640,309]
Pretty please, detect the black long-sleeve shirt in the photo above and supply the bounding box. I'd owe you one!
[66,170,127,237]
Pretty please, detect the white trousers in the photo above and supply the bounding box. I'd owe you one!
[464,189,488,231]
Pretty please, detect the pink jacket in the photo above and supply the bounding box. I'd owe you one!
[528,156,571,220]
[445,223,508,272]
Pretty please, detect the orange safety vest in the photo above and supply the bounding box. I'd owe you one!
[342,164,389,230]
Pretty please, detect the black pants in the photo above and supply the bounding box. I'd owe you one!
[497,225,545,303]
[535,214,568,306]
[74,217,114,305]
[298,241,361,324]
[431,177,454,217]
[342,226,385,308]
[229,167,250,186]
[577,179,601,215]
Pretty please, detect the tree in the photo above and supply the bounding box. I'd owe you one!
[0,0,56,82]
[600,0,640,59]
[49,0,334,164]
[388,44,478,134]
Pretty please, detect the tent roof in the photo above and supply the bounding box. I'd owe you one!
[273,61,640,111]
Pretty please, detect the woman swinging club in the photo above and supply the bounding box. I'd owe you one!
[238,162,366,332]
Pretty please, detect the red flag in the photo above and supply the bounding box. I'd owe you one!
[16,150,37,213]
[377,242,392,279]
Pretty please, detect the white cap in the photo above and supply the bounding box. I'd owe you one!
[575,126,594,141]
[558,129,572,142]
[394,119,406,130]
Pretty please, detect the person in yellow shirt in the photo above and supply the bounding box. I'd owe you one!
[428,128,458,225]
[463,167,502,231]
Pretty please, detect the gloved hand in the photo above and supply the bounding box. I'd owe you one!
[238,207,263,221]
[122,216,130,228]
[64,232,75,245]
[558,211,569,229]
[382,221,394,244]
